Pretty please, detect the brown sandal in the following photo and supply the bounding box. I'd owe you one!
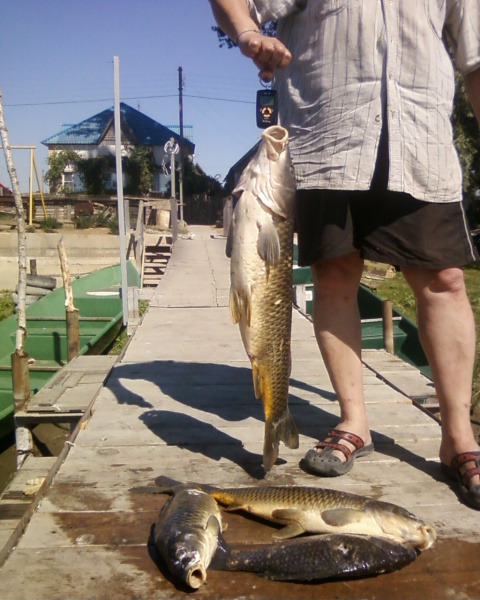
[441,452,480,510]
[302,429,374,477]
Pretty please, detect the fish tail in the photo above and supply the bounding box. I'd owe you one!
[263,412,299,472]
[154,475,182,493]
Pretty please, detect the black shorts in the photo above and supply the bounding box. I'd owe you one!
[295,188,478,269]
[295,126,478,269]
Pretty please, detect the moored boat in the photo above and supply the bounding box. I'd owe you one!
[0,262,141,438]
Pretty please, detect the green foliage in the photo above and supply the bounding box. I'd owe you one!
[452,71,480,227]
[171,159,224,198]
[212,22,277,47]
[0,291,14,322]
[74,215,94,229]
[108,215,119,235]
[38,217,62,232]
[45,150,78,192]
[76,155,115,195]
[123,146,155,196]
[375,266,480,410]
[108,300,149,355]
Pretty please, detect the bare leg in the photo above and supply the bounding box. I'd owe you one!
[309,252,371,462]
[402,266,480,487]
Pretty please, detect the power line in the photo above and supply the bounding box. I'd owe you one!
[4,92,255,108]
[3,94,178,108]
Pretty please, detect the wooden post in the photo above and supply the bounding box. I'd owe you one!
[57,238,79,361]
[382,299,394,354]
[30,259,37,276]
[11,351,33,468]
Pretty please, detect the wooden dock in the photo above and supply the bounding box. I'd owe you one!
[0,225,479,599]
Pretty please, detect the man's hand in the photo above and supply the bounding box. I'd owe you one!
[237,31,292,82]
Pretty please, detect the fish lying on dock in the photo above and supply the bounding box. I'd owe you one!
[153,482,224,590]
[226,125,299,473]
[204,484,436,551]
[211,533,417,582]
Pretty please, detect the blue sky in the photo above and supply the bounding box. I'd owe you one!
[0,0,262,193]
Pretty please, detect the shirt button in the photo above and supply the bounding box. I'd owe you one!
[375,114,381,122]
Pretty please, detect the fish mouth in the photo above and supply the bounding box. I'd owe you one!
[262,125,289,160]
[186,564,207,589]
[417,524,437,550]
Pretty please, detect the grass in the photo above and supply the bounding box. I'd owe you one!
[0,291,14,323]
[374,264,480,411]
[108,299,149,355]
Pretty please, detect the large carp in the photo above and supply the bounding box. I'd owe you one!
[205,484,436,551]
[154,483,224,589]
[226,125,299,472]
[212,533,417,582]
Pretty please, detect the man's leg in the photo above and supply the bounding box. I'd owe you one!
[402,266,480,487]
[308,251,372,463]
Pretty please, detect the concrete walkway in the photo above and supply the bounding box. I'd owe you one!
[0,225,479,599]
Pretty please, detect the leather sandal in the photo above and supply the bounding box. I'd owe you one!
[441,452,480,510]
[301,429,374,477]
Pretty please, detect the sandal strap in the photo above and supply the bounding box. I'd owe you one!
[328,429,365,450]
[451,452,480,470]
[451,452,480,489]
[314,440,352,459]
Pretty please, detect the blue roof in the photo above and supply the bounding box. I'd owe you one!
[42,103,194,153]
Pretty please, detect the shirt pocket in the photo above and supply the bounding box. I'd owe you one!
[426,0,446,38]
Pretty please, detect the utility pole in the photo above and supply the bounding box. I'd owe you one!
[178,66,184,224]
[164,137,179,242]
[113,56,128,326]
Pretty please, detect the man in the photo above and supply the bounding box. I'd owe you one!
[209,0,480,510]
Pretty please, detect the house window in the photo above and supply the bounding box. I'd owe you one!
[103,173,125,191]
[62,172,74,192]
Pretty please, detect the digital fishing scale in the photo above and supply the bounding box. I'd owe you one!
[256,80,278,128]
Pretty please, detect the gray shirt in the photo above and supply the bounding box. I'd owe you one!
[247,0,480,202]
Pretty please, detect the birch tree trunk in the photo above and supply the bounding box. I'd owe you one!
[0,88,27,353]
[0,88,32,467]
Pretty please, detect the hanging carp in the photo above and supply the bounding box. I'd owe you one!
[226,125,299,472]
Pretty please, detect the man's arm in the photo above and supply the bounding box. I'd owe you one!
[465,67,480,125]
[208,0,291,81]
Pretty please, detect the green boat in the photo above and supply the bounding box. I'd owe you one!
[292,248,430,379]
[0,262,141,439]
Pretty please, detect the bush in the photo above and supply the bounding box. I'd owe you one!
[108,216,119,235]
[38,217,62,232]
[74,215,94,229]
[0,291,14,322]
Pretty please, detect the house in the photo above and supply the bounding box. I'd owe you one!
[0,183,12,197]
[42,103,195,194]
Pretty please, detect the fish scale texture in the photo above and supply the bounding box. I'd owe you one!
[211,485,369,511]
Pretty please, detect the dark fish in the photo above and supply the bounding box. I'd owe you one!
[212,533,417,582]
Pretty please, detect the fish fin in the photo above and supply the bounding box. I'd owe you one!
[321,508,365,527]
[251,362,262,400]
[263,410,299,472]
[263,421,280,472]
[270,519,306,540]
[205,515,222,537]
[257,218,280,267]
[225,215,235,258]
[229,287,242,324]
